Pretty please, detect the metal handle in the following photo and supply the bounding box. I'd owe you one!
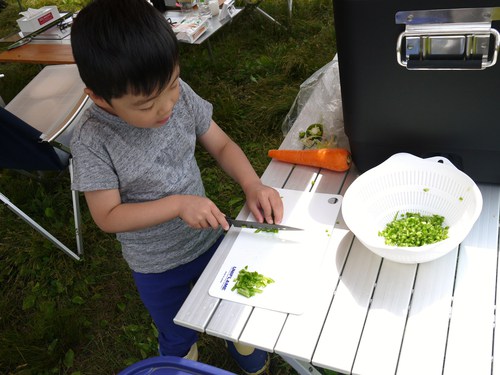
[397,28,500,70]
[395,7,500,70]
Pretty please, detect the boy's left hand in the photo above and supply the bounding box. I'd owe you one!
[243,182,283,224]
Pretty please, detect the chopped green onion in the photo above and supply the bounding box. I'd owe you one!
[254,228,279,234]
[378,212,449,247]
[231,266,274,298]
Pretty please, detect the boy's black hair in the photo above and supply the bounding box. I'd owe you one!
[71,0,179,103]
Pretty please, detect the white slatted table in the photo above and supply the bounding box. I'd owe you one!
[174,88,500,375]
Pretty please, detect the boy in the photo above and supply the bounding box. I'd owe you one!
[70,0,283,373]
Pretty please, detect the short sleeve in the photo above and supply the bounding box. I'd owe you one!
[178,80,213,137]
[70,110,120,192]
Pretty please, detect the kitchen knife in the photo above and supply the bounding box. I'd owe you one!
[225,216,303,231]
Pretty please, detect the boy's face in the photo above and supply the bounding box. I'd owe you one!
[87,66,181,128]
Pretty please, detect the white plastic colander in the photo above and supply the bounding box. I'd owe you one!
[342,153,483,263]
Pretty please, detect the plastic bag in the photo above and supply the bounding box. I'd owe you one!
[281,56,349,150]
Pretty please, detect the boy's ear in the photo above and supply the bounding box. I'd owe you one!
[84,87,113,111]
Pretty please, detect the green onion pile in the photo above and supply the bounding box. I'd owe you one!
[231,266,275,298]
[378,212,449,247]
[254,228,279,234]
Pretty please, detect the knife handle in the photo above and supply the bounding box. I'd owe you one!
[224,215,234,227]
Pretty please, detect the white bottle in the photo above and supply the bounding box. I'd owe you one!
[209,0,219,16]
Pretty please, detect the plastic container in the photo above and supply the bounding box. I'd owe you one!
[342,153,483,263]
[209,0,220,16]
[118,356,237,375]
[198,0,211,16]
[179,0,195,13]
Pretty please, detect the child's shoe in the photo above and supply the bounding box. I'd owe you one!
[226,341,270,375]
[158,342,198,361]
[183,342,198,361]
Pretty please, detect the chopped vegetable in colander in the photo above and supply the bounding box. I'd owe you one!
[378,212,449,247]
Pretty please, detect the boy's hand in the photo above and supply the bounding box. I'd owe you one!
[178,195,229,230]
[243,182,284,224]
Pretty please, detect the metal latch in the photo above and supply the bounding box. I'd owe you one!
[396,8,500,70]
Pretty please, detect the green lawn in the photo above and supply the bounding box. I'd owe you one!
[0,0,337,373]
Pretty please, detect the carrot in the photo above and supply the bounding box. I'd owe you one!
[268,148,351,172]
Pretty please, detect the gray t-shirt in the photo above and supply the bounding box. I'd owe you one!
[71,80,223,273]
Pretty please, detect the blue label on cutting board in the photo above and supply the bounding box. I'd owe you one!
[219,265,237,291]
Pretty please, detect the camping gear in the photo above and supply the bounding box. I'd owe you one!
[334,2,500,183]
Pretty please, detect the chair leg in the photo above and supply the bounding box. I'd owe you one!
[0,192,81,261]
[69,157,84,256]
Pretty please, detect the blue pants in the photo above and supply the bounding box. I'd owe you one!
[132,235,223,357]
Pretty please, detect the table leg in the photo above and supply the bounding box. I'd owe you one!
[243,0,284,27]
[206,40,214,62]
[254,6,282,26]
[280,355,324,375]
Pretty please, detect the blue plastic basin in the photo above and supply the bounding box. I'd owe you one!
[118,356,236,375]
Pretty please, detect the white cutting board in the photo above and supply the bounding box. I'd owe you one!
[208,188,342,315]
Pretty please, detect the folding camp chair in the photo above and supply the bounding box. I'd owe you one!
[0,64,91,261]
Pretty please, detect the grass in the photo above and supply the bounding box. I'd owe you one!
[0,0,337,373]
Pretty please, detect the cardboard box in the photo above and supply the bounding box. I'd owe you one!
[17,6,60,34]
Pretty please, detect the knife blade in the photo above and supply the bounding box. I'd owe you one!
[225,216,303,231]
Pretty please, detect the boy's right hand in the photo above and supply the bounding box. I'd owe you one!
[178,195,230,230]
